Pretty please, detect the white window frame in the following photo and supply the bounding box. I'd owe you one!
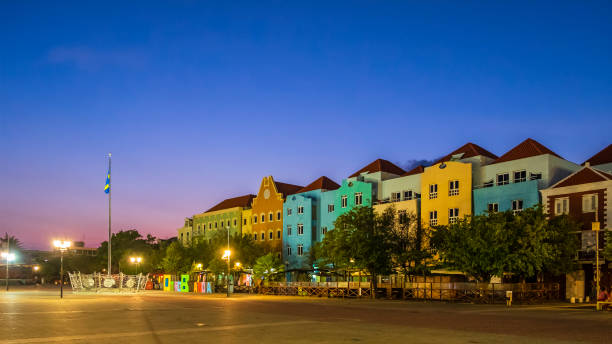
[341,195,348,208]
[322,227,328,235]
[287,208,292,216]
[355,192,363,206]
[429,211,438,226]
[497,173,509,186]
[448,208,459,224]
[287,246,292,256]
[403,190,413,200]
[297,223,304,235]
[391,192,401,202]
[512,199,524,214]
[328,204,335,213]
[488,203,499,213]
[555,197,569,215]
[582,194,598,213]
[449,180,459,196]
[297,206,304,214]
[287,224,292,236]
[513,170,526,183]
[297,244,303,256]
[429,184,438,200]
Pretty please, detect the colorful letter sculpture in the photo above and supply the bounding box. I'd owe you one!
[163,274,172,291]
[180,275,189,292]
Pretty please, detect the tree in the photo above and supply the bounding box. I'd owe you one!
[253,253,284,283]
[97,229,154,273]
[316,207,394,288]
[431,207,580,282]
[604,231,612,261]
[1,234,24,262]
[386,207,432,282]
[161,241,189,274]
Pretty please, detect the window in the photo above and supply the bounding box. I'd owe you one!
[297,206,304,214]
[261,214,265,223]
[449,208,459,224]
[215,222,217,228]
[530,173,542,180]
[512,200,524,214]
[582,194,597,213]
[268,231,273,240]
[322,227,328,235]
[269,213,273,221]
[488,203,499,213]
[287,208,292,216]
[287,246,292,256]
[403,191,413,200]
[261,232,265,240]
[449,180,459,196]
[514,170,526,183]
[392,192,401,202]
[328,204,335,213]
[497,173,509,186]
[287,225,292,236]
[277,211,281,220]
[341,195,348,208]
[555,197,569,215]
[253,216,257,224]
[297,223,304,235]
[209,223,212,229]
[355,192,363,205]
[398,210,407,224]
[429,184,438,199]
[297,244,303,256]
[220,221,224,228]
[233,219,237,227]
[277,230,281,239]
[429,211,438,226]
[483,180,494,188]
[254,233,257,241]
[243,219,247,225]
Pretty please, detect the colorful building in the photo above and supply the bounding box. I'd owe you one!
[584,144,612,174]
[347,159,406,201]
[541,163,612,300]
[251,176,303,257]
[192,194,255,243]
[283,176,340,280]
[473,139,579,215]
[177,217,193,246]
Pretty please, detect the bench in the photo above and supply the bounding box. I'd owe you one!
[596,301,612,310]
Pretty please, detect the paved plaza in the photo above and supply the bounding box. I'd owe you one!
[1,287,610,344]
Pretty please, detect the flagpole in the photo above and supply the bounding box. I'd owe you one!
[108,153,112,276]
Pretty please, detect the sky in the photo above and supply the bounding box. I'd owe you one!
[1,1,611,250]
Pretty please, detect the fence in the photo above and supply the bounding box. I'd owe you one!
[259,281,559,303]
[68,272,148,293]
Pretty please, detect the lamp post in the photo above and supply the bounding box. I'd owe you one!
[130,257,142,274]
[1,252,15,291]
[223,249,231,297]
[53,240,71,299]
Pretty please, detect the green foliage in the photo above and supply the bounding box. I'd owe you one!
[315,206,394,285]
[604,231,612,261]
[386,207,433,280]
[253,253,284,282]
[431,207,580,282]
[97,230,157,273]
[161,241,190,274]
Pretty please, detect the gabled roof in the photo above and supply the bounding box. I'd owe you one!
[583,144,612,166]
[552,166,612,189]
[494,138,562,164]
[401,165,425,177]
[274,181,304,197]
[435,143,498,164]
[206,194,256,212]
[349,159,406,178]
[297,176,340,193]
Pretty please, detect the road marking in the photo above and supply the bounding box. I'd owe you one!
[0,320,318,343]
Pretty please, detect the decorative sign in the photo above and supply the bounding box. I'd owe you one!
[103,278,116,288]
[592,222,600,231]
[180,274,190,292]
[84,278,95,288]
[125,278,136,288]
[264,189,270,199]
[163,274,172,291]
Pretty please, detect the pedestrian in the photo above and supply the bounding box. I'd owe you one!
[597,286,609,310]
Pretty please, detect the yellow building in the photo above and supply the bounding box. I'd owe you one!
[250,176,303,257]
[241,208,253,236]
[373,199,419,222]
[420,161,472,228]
[191,194,255,243]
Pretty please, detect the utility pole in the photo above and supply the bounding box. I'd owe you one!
[5,233,9,291]
[108,153,112,275]
[227,225,230,298]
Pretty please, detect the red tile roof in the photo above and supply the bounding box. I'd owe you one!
[349,159,406,178]
[435,143,498,164]
[553,167,612,188]
[274,181,304,197]
[206,194,256,212]
[297,176,340,193]
[401,165,425,176]
[582,144,612,166]
[494,138,562,164]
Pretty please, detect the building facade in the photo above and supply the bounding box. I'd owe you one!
[192,194,255,243]
[251,176,303,257]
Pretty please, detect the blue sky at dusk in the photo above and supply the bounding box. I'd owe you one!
[1,1,611,249]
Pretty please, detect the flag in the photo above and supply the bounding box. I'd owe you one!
[104,169,110,194]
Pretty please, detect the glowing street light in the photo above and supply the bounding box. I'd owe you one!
[129,256,142,274]
[222,249,231,297]
[53,240,71,299]
[2,251,16,292]
[196,263,203,270]
[234,262,241,269]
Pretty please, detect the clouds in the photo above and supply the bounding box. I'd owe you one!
[46,46,147,70]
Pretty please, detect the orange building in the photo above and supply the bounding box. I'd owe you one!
[250,176,303,258]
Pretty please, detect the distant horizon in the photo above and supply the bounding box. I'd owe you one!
[2,2,611,250]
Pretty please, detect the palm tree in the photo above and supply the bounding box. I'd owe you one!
[0,234,23,251]
[253,253,285,284]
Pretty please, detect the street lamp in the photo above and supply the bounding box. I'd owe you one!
[1,251,16,291]
[129,256,142,274]
[222,249,231,297]
[53,240,71,299]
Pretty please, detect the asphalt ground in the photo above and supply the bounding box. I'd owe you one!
[1,286,610,343]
